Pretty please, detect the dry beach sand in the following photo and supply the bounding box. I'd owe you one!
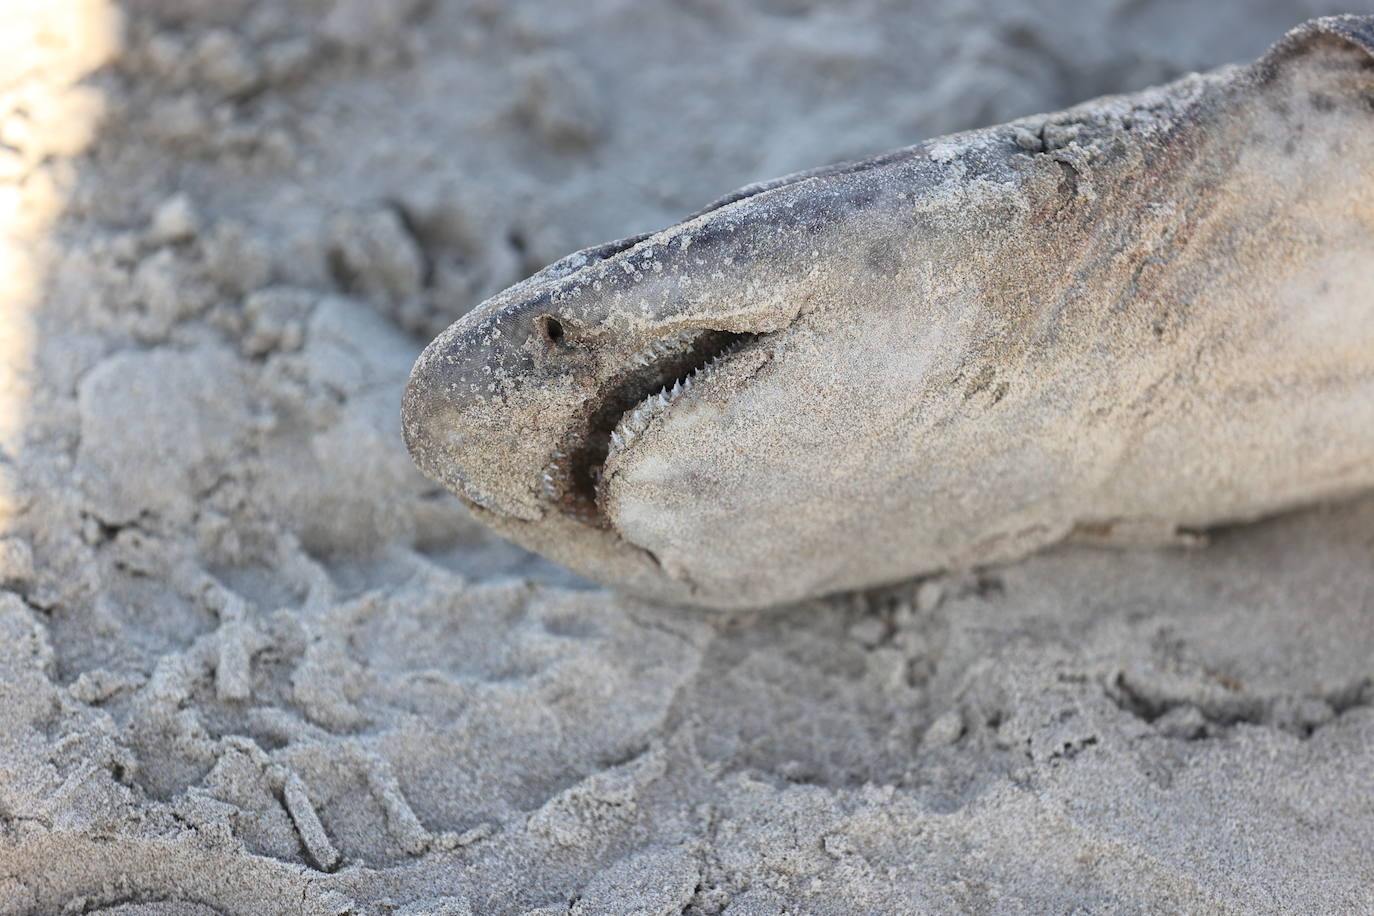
[2,1,1374,913]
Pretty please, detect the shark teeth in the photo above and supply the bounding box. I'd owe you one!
[606,338,747,457]
[538,328,755,526]
[541,461,569,499]
[623,330,701,370]
[540,451,605,525]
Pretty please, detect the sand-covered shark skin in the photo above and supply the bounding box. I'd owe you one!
[404,16,1374,610]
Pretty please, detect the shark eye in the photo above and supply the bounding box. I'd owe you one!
[538,315,566,346]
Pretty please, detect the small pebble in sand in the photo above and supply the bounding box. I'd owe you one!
[921,709,965,749]
[916,580,944,613]
[0,537,34,589]
[147,193,200,245]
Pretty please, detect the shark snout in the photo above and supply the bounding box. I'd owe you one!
[401,332,549,522]
[401,359,479,504]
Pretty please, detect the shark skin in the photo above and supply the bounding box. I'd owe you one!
[403,16,1374,610]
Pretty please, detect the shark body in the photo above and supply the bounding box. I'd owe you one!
[404,17,1374,609]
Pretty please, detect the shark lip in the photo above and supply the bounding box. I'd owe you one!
[541,329,756,526]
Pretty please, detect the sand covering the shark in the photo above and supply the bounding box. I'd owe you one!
[1,1,1373,913]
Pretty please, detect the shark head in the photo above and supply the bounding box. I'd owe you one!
[401,164,905,599]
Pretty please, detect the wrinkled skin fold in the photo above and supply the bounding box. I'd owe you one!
[403,16,1374,610]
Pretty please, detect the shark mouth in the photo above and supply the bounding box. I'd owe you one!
[542,329,755,526]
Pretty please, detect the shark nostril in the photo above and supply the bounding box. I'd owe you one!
[539,315,566,345]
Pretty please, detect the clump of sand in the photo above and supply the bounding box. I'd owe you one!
[1,1,1372,913]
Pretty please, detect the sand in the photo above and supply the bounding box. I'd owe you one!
[1,1,1372,913]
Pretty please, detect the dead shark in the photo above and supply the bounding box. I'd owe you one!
[403,16,1374,609]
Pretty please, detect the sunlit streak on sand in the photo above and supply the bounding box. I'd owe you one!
[0,0,120,522]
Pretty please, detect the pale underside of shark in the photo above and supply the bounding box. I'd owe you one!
[403,16,1374,610]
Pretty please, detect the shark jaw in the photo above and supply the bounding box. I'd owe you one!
[540,327,758,527]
